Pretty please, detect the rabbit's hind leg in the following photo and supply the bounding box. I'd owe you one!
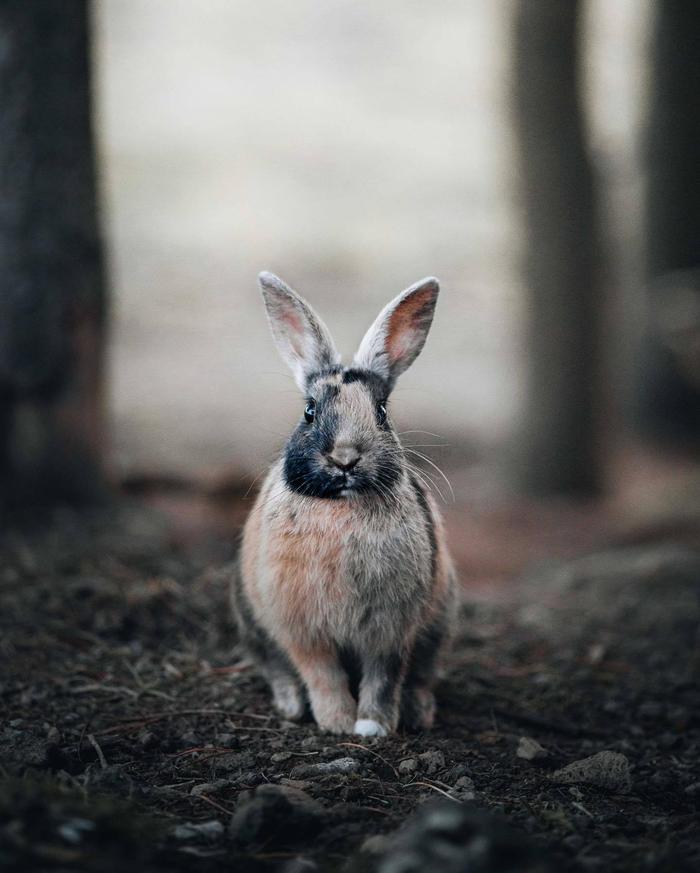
[400,619,447,731]
[231,567,305,720]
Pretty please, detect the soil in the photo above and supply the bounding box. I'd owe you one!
[1,497,699,873]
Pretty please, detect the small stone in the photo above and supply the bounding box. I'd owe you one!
[446,763,470,781]
[191,779,232,796]
[516,736,548,761]
[179,730,199,747]
[451,776,475,801]
[229,784,324,847]
[398,758,418,775]
[291,757,359,778]
[684,781,700,796]
[138,730,156,749]
[418,750,445,774]
[551,751,631,793]
[173,820,225,841]
[271,751,292,763]
[58,817,95,845]
[563,834,584,852]
[46,726,61,746]
[360,834,391,855]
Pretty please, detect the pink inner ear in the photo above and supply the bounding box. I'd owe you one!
[281,309,305,357]
[386,287,432,364]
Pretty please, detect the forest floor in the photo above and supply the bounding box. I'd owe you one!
[1,486,699,873]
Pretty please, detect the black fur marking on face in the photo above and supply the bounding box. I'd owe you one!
[284,367,403,500]
[342,368,389,397]
[304,365,342,390]
[409,472,437,579]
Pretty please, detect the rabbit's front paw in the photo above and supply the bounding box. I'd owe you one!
[314,700,356,734]
[353,719,389,737]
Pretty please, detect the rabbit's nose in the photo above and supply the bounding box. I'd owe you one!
[329,445,361,472]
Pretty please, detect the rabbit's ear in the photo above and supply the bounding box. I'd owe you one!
[353,277,439,389]
[258,272,340,391]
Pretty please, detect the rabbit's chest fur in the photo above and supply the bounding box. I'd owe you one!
[243,467,433,649]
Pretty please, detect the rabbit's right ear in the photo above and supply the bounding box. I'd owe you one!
[258,272,341,391]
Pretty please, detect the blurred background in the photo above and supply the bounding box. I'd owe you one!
[2,0,699,563]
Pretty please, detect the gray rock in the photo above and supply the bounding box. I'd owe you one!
[291,756,359,778]
[551,751,631,793]
[516,737,548,761]
[271,751,292,763]
[229,784,324,847]
[173,820,225,841]
[377,801,547,873]
[58,817,96,845]
[191,778,233,796]
[398,758,418,775]
[450,775,476,801]
[360,834,391,855]
[418,750,445,774]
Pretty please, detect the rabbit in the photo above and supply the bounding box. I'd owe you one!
[231,272,456,736]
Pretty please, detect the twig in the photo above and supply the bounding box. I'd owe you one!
[407,781,459,802]
[95,709,280,736]
[87,733,108,769]
[195,794,234,816]
[337,742,399,779]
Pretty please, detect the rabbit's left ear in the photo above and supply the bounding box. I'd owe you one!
[258,272,341,391]
[353,277,439,389]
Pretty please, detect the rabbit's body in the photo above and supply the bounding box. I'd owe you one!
[232,274,456,736]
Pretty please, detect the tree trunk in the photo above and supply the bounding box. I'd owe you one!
[0,0,106,508]
[636,2,700,446]
[510,0,602,495]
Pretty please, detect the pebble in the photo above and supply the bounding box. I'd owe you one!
[418,750,445,774]
[191,779,233,796]
[229,784,324,846]
[291,756,359,778]
[451,776,475,801]
[271,751,292,763]
[563,834,584,851]
[360,834,391,855]
[398,758,418,775]
[58,817,96,845]
[173,820,225,841]
[137,730,156,749]
[516,736,548,761]
[551,751,631,793]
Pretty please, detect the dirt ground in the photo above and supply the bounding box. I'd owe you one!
[1,494,699,873]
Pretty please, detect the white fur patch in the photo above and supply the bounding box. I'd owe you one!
[353,719,387,737]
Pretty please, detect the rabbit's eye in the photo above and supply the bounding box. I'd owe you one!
[304,399,316,423]
[377,401,388,425]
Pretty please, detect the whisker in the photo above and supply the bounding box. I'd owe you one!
[404,448,454,502]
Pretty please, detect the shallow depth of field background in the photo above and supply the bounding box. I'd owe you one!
[97,0,648,482]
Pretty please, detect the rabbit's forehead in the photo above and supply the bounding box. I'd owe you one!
[308,368,388,402]
[308,370,385,425]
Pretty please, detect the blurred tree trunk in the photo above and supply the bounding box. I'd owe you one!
[637,2,700,446]
[510,0,602,495]
[0,0,107,509]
